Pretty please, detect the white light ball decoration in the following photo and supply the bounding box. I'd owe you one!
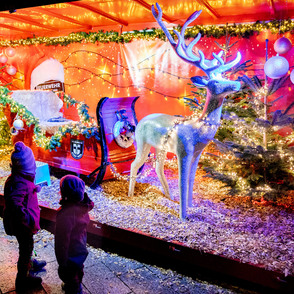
[290,69,294,84]
[0,54,8,64]
[274,37,292,55]
[6,65,17,75]
[13,119,24,130]
[264,56,289,79]
[5,47,16,57]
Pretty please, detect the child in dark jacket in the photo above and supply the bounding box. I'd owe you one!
[3,141,46,291]
[55,175,94,294]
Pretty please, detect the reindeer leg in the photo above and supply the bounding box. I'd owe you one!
[188,153,202,207]
[128,143,151,197]
[178,153,193,220]
[155,149,171,199]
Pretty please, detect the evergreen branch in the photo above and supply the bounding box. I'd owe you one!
[241,75,259,91]
[267,75,289,96]
[253,75,262,89]
[269,95,284,106]
[229,60,252,75]
[183,97,203,109]
[283,100,294,116]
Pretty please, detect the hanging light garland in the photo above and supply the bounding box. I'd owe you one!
[61,49,191,100]
[1,19,294,47]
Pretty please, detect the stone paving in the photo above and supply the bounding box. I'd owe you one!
[0,218,260,294]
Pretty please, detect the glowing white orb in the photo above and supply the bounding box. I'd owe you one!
[0,54,8,64]
[13,119,24,130]
[5,47,16,57]
[7,65,17,75]
[290,69,294,84]
[264,56,289,79]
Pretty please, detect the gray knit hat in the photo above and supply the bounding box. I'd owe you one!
[11,141,36,176]
[60,175,85,202]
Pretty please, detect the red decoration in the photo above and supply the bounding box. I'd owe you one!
[274,37,292,55]
[6,65,17,75]
[0,54,8,64]
[5,47,16,57]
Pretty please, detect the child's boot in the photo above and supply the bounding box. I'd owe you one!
[30,258,47,272]
[15,272,42,292]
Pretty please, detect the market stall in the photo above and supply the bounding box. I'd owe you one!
[0,1,294,292]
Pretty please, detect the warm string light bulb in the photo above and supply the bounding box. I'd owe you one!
[62,50,190,100]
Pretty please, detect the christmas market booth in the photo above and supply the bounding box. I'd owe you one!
[0,1,294,292]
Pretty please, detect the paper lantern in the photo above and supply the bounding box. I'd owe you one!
[0,54,8,63]
[274,37,292,55]
[264,56,289,79]
[13,119,24,130]
[6,65,17,75]
[5,47,16,57]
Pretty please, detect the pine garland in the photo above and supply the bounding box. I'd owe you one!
[0,86,98,151]
[0,18,293,47]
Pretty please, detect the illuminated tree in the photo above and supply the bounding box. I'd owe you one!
[186,74,294,199]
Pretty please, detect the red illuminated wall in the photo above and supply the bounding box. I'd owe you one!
[1,30,294,121]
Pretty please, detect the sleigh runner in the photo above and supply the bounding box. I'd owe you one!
[1,88,139,187]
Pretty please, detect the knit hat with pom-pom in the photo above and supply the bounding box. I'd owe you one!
[11,141,36,176]
[60,175,85,203]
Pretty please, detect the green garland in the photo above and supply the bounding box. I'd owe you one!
[0,86,99,151]
[0,18,293,47]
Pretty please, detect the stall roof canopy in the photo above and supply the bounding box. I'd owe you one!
[0,0,294,40]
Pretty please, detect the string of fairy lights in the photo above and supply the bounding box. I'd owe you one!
[60,49,192,100]
[4,48,193,100]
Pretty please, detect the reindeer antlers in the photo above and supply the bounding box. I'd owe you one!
[151,3,202,56]
[151,3,177,46]
[152,3,241,78]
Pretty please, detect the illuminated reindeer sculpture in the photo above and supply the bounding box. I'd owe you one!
[128,3,242,219]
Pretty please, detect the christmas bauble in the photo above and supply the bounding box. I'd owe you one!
[264,56,289,79]
[274,37,292,54]
[0,54,8,63]
[6,65,17,75]
[5,47,15,57]
[13,119,24,130]
[290,69,294,84]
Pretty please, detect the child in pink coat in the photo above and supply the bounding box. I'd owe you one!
[55,175,94,294]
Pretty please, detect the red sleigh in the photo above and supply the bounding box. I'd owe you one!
[3,90,139,188]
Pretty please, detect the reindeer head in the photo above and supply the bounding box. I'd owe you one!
[152,3,241,98]
[191,76,241,98]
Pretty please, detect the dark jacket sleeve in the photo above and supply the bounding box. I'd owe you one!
[5,180,32,229]
[82,193,94,212]
[55,210,74,266]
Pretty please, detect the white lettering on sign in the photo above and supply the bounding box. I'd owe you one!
[35,80,64,92]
